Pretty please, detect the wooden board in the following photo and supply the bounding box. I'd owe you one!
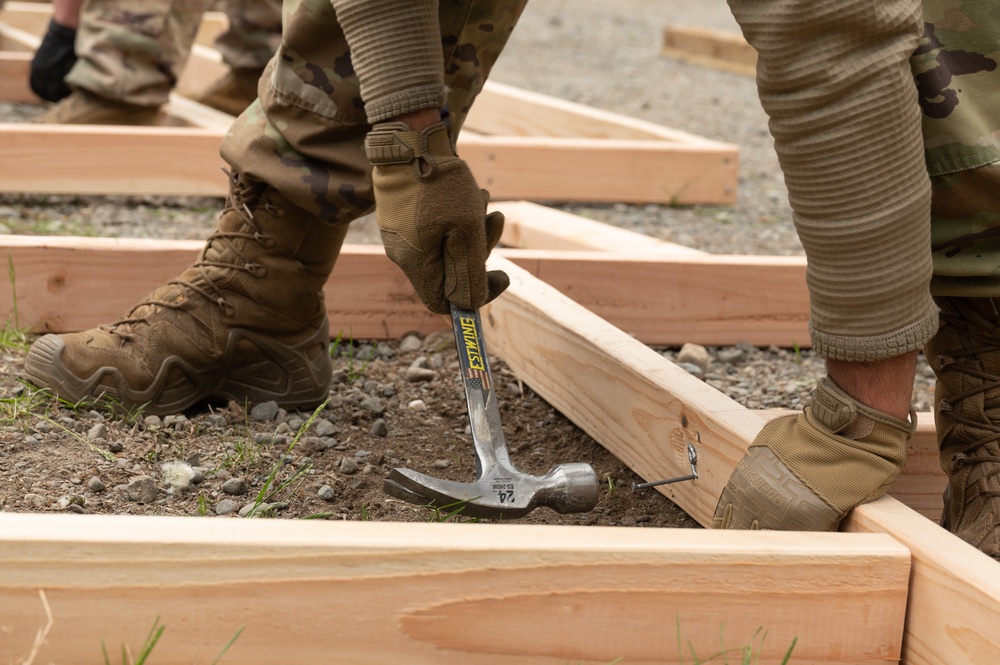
[0,234,811,346]
[0,512,910,665]
[661,25,756,77]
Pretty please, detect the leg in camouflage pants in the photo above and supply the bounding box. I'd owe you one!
[41,0,281,122]
[912,0,1000,560]
[24,0,528,415]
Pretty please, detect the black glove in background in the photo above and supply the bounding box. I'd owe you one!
[30,19,77,102]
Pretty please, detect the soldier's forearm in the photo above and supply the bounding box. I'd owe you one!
[332,0,446,124]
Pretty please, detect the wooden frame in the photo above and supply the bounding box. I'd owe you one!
[0,203,982,664]
[0,6,993,663]
[0,3,738,205]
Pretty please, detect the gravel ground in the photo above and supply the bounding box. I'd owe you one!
[0,0,936,526]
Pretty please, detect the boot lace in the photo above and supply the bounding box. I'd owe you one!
[936,304,1000,510]
[110,170,280,342]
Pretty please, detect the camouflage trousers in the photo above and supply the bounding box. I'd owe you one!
[913,0,1000,296]
[220,0,528,225]
[68,0,281,106]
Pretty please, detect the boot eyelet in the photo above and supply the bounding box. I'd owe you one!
[217,298,236,317]
[245,263,267,278]
[254,232,276,248]
[939,398,953,412]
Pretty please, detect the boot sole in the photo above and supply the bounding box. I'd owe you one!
[24,322,332,417]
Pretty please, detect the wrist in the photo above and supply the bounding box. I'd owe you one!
[826,351,917,421]
[390,108,442,131]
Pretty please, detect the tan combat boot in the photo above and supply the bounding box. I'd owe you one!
[35,89,163,125]
[24,173,347,416]
[926,296,1000,559]
[192,67,264,117]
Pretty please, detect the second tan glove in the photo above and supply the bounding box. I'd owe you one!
[365,121,508,315]
[713,376,915,531]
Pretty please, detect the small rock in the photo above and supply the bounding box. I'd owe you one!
[23,435,39,446]
[215,499,239,516]
[250,401,280,421]
[339,457,359,475]
[405,367,437,382]
[399,334,423,353]
[359,396,385,415]
[206,414,229,428]
[87,423,108,441]
[676,362,705,378]
[286,416,305,432]
[142,415,162,429]
[677,343,711,372]
[315,419,336,437]
[331,369,349,384]
[23,493,46,508]
[126,476,159,504]
[408,399,427,411]
[716,347,746,364]
[431,459,450,470]
[369,419,388,437]
[221,478,249,495]
[410,356,431,370]
[87,477,106,493]
[107,441,124,453]
[318,485,337,501]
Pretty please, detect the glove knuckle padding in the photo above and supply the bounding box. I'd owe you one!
[713,377,912,531]
[368,121,508,312]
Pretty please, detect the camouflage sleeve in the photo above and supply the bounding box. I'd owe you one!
[728,0,938,361]
[331,0,446,123]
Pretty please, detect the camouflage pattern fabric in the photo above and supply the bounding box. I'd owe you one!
[220,0,528,225]
[67,0,281,106]
[913,0,1000,295]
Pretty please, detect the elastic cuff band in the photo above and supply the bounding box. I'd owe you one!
[809,309,939,361]
[366,84,446,124]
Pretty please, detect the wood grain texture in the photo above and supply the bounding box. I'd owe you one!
[845,499,1000,665]
[0,512,909,665]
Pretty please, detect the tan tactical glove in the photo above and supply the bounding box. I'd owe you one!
[713,376,915,531]
[364,121,509,314]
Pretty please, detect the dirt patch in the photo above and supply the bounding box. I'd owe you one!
[0,330,700,529]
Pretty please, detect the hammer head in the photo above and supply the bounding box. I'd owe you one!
[384,462,599,519]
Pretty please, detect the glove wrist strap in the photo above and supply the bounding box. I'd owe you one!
[810,376,917,439]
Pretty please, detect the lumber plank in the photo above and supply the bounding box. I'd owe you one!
[175,43,228,100]
[0,51,34,103]
[0,512,910,664]
[0,2,49,41]
[495,200,706,254]
[481,258,1000,665]
[0,20,39,52]
[462,134,737,204]
[467,80,731,146]
[845,499,1000,665]
[0,122,736,204]
[0,237,446,339]
[661,25,756,77]
[0,123,229,196]
[0,237,810,345]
